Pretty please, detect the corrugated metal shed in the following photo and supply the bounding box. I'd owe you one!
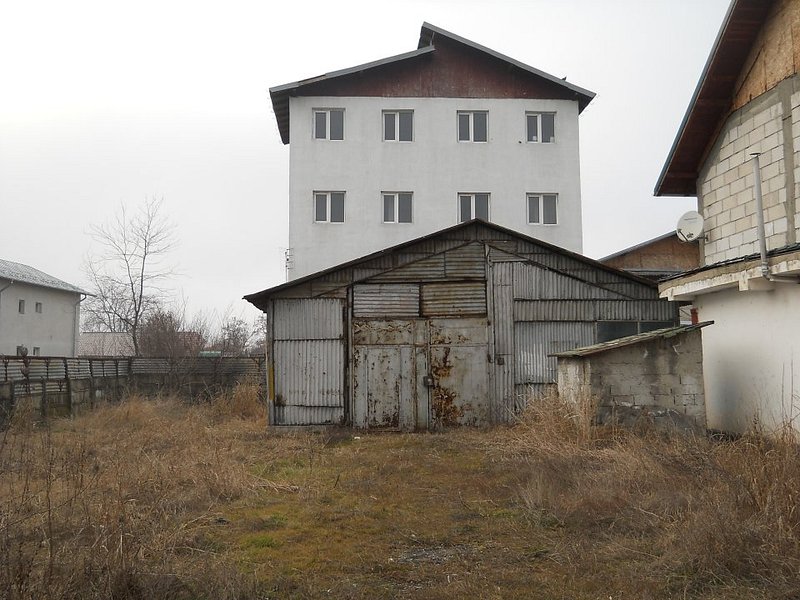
[246,220,678,430]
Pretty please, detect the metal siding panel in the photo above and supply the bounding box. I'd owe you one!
[444,243,485,278]
[272,405,344,426]
[353,284,419,317]
[421,282,486,316]
[273,298,344,340]
[490,262,515,423]
[514,322,594,385]
[274,339,344,409]
[369,254,446,282]
[352,319,415,346]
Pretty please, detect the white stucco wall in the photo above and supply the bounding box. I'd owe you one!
[695,285,800,432]
[0,282,81,357]
[287,96,583,278]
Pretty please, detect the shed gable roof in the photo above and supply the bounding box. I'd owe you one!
[244,220,656,311]
[270,22,595,144]
[655,0,778,196]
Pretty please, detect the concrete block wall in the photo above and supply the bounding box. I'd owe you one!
[698,75,800,267]
[557,329,706,428]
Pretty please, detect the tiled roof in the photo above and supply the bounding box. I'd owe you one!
[0,259,89,295]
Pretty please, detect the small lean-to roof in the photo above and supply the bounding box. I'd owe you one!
[244,219,655,310]
[552,322,713,358]
[0,259,89,295]
[655,0,776,196]
[269,22,595,145]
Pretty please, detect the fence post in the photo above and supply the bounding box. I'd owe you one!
[64,357,73,417]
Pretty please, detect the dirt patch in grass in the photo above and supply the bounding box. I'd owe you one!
[2,387,800,598]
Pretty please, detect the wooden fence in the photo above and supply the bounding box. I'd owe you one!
[0,355,266,423]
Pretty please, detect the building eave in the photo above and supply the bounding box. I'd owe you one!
[418,22,596,112]
[658,248,800,301]
[269,46,436,145]
[654,0,776,197]
[269,22,596,146]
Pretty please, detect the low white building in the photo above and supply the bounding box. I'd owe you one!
[270,23,595,278]
[656,0,800,432]
[0,259,88,357]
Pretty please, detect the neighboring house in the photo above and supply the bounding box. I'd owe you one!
[656,0,800,432]
[78,332,135,357]
[0,259,88,357]
[600,233,700,325]
[244,220,677,430]
[271,22,595,279]
[599,232,700,282]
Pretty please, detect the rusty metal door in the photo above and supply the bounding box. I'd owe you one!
[351,319,424,430]
[427,318,489,427]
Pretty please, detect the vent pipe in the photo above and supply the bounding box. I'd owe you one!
[750,153,799,284]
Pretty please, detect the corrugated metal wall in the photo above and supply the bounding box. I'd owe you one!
[353,284,419,317]
[421,282,486,316]
[271,298,346,425]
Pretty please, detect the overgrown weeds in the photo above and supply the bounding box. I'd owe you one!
[0,383,270,600]
[496,390,800,596]
[3,386,800,598]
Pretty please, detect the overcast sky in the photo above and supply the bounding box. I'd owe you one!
[0,0,730,325]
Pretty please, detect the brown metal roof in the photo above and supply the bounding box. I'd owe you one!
[654,0,776,196]
[269,22,595,145]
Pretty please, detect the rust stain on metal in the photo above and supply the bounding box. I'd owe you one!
[430,347,463,427]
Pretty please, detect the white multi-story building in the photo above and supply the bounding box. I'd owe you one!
[270,23,595,278]
[0,259,88,357]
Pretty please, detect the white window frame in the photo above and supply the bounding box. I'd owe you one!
[314,191,346,223]
[458,193,490,222]
[526,112,556,143]
[313,108,345,141]
[382,192,413,223]
[457,111,488,142]
[383,110,414,142]
[527,193,558,225]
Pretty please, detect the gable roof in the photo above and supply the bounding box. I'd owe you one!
[0,259,89,295]
[244,219,655,311]
[655,0,777,196]
[269,22,595,145]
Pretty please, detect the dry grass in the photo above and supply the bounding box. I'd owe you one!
[2,386,800,598]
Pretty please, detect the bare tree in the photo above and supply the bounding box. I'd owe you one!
[138,307,207,358]
[83,198,177,356]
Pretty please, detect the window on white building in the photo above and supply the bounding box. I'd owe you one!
[459,193,490,222]
[32,347,40,356]
[18,300,24,314]
[314,192,346,223]
[313,109,344,140]
[457,111,488,142]
[35,302,42,313]
[526,112,556,143]
[527,193,558,225]
[383,111,413,142]
[383,192,413,223]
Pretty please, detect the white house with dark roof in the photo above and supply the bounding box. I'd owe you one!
[656,0,800,432]
[270,22,595,278]
[0,259,88,357]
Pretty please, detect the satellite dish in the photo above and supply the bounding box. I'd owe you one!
[676,210,705,242]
